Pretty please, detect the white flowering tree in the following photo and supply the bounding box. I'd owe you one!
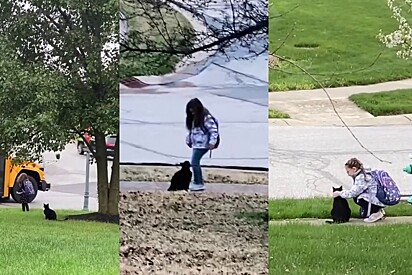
[378,0,412,59]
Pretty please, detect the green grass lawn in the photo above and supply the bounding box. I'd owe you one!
[269,198,412,274]
[269,198,412,220]
[269,0,412,91]
[0,208,119,275]
[269,223,412,274]
[120,0,194,77]
[349,89,412,116]
[269,108,290,119]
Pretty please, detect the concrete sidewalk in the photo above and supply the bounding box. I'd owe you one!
[269,78,412,126]
[121,181,268,196]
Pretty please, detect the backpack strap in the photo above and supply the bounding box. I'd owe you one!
[201,116,218,135]
[201,116,218,158]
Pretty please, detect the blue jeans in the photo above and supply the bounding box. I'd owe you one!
[191,148,209,185]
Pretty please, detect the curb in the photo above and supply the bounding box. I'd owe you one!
[269,114,412,127]
[120,181,268,195]
[120,165,268,185]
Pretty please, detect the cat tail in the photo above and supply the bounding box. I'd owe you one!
[325,220,334,224]
[57,217,69,221]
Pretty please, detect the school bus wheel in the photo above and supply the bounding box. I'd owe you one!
[11,175,39,203]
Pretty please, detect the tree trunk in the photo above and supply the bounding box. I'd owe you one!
[95,130,109,214]
[108,133,119,215]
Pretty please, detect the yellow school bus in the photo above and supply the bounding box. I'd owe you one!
[0,158,50,203]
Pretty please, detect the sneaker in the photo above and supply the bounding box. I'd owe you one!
[363,211,384,223]
[189,183,205,192]
[380,208,386,220]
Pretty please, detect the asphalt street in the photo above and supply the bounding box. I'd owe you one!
[269,125,412,199]
[120,86,268,168]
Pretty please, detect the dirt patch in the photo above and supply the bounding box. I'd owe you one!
[120,191,268,274]
[268,54,279,69]
[120,166,268,185]
[65,212,119,224]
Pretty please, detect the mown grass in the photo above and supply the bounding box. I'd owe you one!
[269,0,412,91]
[269,223,412,274]
[349,89,412,116]
[269,198,412,220]
[269,198,412,274]
[0,208,119,275]
[268,108,290,119]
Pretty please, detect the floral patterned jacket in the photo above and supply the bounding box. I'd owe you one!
[340,168,385,207]
[186,114,219,149]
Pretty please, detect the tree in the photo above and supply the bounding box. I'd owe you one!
[119,0,268,77]
[378,0,412,60]
[0,0,119,216]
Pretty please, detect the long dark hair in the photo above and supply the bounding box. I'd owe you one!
[185,98,210,130]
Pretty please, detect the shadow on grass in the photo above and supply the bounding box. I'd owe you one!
[66,212,119,224]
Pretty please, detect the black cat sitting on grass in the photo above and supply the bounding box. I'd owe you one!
[326,186,351,224]
[42,203,77,222]
[43,203,57,220]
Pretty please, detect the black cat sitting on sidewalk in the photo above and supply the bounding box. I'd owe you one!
[326,186,351,224]
[168,161,192,191]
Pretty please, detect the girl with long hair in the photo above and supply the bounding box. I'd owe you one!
[185,98,219,191]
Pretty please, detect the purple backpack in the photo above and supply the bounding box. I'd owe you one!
[22,180,35,196]
[370,170,400,206]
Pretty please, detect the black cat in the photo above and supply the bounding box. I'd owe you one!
[168,161,192,191]
[43,203,57,220]
[325,186,351,224]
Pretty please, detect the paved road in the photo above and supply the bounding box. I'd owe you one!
[0,143,113,211]
[121,181,268,195]
[176,0,267,86]
[120,86,268,168]
[269,125,412,199]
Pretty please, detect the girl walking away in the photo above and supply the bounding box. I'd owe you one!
[185,98,219,192]
[333,158,385,223]
[16,173,34,212]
